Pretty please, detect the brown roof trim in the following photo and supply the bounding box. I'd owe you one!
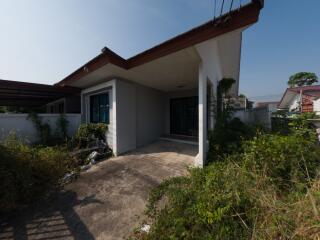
[56,1,263,87]
[0,79,80,94]
[0,79,81,107]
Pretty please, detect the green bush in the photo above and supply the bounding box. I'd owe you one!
[28,112,52,145]
[27,112,70,146]
[74,123,108,148]
[238,133,320,190]
[146,163,259,239]
[208,117,257,162]
[143,132,320,240]
[0,136,77,212]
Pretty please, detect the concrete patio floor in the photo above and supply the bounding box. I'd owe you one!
[0,140,197,240]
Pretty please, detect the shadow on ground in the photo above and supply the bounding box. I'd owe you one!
[0,191,101,240]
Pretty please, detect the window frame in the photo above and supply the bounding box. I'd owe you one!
[89,92,110,124]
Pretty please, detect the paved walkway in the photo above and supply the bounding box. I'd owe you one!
[0,141,197,240]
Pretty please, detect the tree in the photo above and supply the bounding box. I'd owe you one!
[216,78,236,119]
[288,72,318,87]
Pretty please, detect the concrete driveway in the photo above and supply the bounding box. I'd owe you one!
[0,140,197,240]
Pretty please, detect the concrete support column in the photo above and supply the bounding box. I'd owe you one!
[197,62,207,167]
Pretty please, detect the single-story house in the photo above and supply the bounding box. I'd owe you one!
[278,85,320,115]
[0,0,263,167]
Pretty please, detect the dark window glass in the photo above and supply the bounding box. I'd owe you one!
[58,103,64,113]
[90,93,109,124]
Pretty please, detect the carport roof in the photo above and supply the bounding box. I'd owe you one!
[0,79,80,107]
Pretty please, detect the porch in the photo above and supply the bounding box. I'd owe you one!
[76,29,242,166]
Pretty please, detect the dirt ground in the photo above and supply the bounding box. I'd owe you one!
[0,140,197,240]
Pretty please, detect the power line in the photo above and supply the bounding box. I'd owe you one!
[230,0,234,12]
[213,0,217,20]
[220,0,225,16]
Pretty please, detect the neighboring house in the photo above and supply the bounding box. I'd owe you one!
[46,96,81,114]
[0,79,81,114]
[278,85,320,115]
[0,1,264,166]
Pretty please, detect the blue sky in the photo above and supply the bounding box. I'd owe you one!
[0,0,319,100]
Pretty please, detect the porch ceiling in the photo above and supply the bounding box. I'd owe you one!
[68,47,201,92]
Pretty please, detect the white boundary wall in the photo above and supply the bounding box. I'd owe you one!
[233,108,272,129]
[0,114,81,143]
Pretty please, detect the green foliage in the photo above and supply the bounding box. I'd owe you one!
[289,112,318,137]
[239,133,320,190]
[288,72,318,87]
[55,114,69,140]
[0,106,7,113]
[143,132,320,239]
[217,78,236,96]
[216,78,236,118]
[272,112,319,136]
[208,118,256,161]
[74,123,108,148]
[28,112,52,145]
[27,112,70,146]
[208,78,257,162]
[0,134,77,212]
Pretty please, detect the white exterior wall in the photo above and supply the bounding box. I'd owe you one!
[81,79,165,155]
[195,39,223,167]
[289,95,300,112]
[136,84,165,147]
[115,80,137,153]
[194,30,243,167]
[313,98,320,115]
[233,108,272,129]
[233,110,255,123]
[0,114,81,143]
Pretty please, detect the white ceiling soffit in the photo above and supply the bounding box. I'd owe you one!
[71,47,200,92]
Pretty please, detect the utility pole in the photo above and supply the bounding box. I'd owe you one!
[299,89,303,113]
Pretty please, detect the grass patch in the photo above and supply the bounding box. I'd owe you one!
[140,132,320,239]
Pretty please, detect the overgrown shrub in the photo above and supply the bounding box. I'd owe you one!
[208,78,259,163]
[238,133,320,190]
[27,112,70,146]
[272,112,318,136]
[0,135,77,212]
[143,132,320,239]
[74,123,108,148]
[208,118,257,162]
[28,112,52,145]
[55,114,69,141]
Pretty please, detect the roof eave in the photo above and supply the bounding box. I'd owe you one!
[55,1,263,87]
